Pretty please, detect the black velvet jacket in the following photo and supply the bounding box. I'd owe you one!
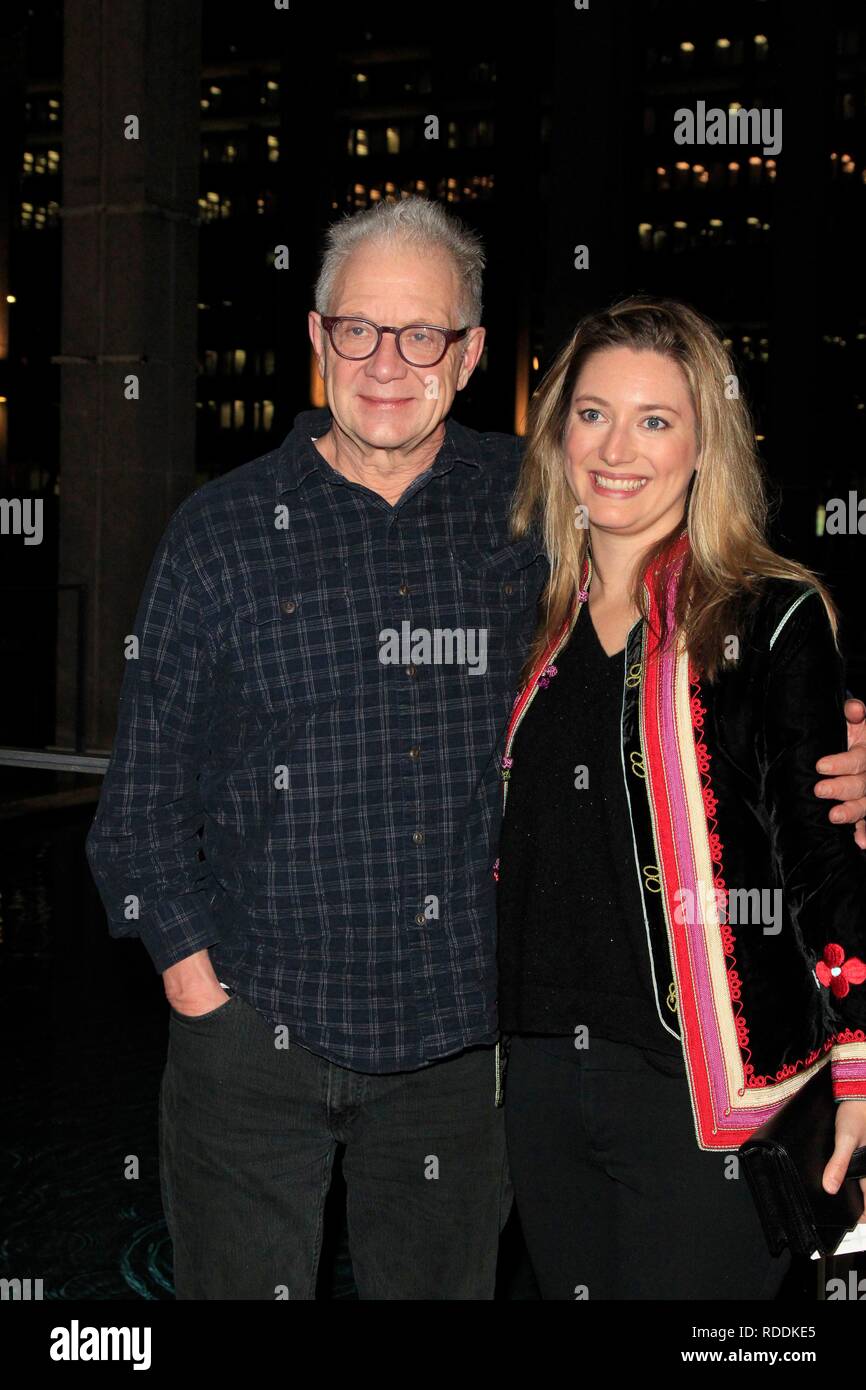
[498,559,866,1150]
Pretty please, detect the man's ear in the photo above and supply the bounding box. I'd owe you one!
[308,311,326,375]
[456,326,486,391]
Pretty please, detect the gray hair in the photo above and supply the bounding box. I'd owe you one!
[314,196,485,327]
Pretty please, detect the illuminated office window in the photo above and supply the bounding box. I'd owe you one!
[19,200,59,229]
[386,126,400,154]
[22,149,60,175]
[233,349,246,374]
[233,400,245,429]
[254,395,280,427]
[199,191,232,221]
[267,134,279,162]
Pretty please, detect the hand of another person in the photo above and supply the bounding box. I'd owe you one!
[815,698,866,850]
[822,1099,866,1223]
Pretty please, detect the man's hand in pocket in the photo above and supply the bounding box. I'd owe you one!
[163,947,230,1017]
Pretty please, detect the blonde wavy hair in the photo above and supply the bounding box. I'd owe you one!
[510,295,837,684]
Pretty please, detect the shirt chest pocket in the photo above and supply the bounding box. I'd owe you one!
[233,574,359,708]
[455,541,540,665]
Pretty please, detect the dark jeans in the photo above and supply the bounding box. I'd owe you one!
[504,1032,792,1300]
[159,991,511,1299]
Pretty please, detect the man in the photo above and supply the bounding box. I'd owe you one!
[85,196,866,1300]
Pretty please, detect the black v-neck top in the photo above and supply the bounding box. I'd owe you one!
[496,604,682,1054]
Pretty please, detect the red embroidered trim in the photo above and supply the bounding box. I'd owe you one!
[688,661,851,1088]
[689,665,750,1072]
[835,1028,866,1044]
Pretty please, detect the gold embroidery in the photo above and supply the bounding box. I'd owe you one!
[643,864,662,894]
[629,750,646,779]
[625,663,642,688]
[666,981,678,1013]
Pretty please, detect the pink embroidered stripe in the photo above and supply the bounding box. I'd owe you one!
[642,558,782,1145]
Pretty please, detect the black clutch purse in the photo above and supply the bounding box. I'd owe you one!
[739,1061,866,1257]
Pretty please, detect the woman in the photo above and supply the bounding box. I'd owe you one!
[495,296,866,1300]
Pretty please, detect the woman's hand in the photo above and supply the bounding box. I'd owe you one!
[822,1099,866,1222]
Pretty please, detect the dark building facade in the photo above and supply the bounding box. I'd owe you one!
[0,0,863,747]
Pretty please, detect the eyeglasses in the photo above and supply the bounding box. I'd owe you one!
[321,316,470,367]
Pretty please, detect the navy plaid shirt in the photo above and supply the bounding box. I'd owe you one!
[86,407,548,1071]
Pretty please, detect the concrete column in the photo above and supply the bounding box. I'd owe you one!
[543,3,636,357]
[56,0,201,750]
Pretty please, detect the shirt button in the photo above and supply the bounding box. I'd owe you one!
[415,912,426,926]
[412,830,424,845]
[399,582,410,596]
[408,745,421,759]
[281,598,297,615]
[405,664,417,678]
[503,582,514,596]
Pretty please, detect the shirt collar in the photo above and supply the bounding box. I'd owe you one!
[272,406,483,495]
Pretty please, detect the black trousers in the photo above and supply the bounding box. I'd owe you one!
[159,991,511,1299]
[503,1032,791,1300]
